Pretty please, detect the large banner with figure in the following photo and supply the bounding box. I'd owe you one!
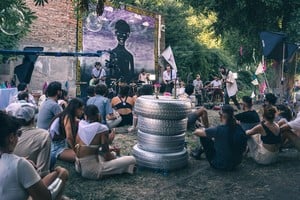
[79,3,159,95]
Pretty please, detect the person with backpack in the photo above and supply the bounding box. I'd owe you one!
[193,105,247,170]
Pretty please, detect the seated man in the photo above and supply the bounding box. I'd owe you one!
[6,91,37,116]
[193,105,247,170]
[235,96,260,131]
[179,84,210,159]
[13,105,52,177]
[280,110,300,151]
[210,76,223,102]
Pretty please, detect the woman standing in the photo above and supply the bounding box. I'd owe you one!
[75,105,136,179]
[49,98,84,168]
[0,111,69,200]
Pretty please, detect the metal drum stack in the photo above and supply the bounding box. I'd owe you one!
[133,95,191,170]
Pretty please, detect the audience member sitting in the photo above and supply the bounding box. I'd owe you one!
[9,82,36,105]
[264,93,277,106]
[235,96,260,131]
[5,91,37,116]
[37,81,63,130]
[82,85,95,106]
[0,111,69,200]
[111,85,135,127]
[58,89,69,110]
[13,106,51,177]
[180,84,210,160]
[75,105,136,179]
[87,84,117,126]
[276,104,293,124]
[193,105,247,170]
[128,84,154,132]
[49,98,84,169]
[246,105,281,165]
[279,110,300,151]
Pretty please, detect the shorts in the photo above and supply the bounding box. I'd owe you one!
[50,140,68,169]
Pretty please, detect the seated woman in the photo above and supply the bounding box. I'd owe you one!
[75,105,136,180]
[111,85,135,127]
[246,105,281,165]
[49,98,84,169]
[193,105,247,170]
[0,111,69,200]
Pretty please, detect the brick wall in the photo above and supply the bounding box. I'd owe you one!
[20,0,77,96]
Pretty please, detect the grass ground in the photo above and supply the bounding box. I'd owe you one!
[59,106,300,200]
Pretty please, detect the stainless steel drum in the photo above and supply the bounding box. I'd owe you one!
[134,95,191,120]
[138,116,187,136]
[133,144,188,170]
[137,130,186,153]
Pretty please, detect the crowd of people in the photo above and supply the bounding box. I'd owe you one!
[1,63,300,199]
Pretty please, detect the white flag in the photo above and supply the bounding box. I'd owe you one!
[255,62,264,75]
[251,79,259,86]
[161,46,177,71]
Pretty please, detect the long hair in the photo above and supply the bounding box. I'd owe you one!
[221,105,237,148]
[50,98,84,138]
[0,111,22,149]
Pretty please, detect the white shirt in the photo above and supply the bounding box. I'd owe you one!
[288,112,300,137]
[78,120,109,145]
[221,70,238,97]
[211,80,222,88]
[0,153,40,200]
[193,79,203,91]
[138,73,147,82]
[92,67,106,84]
[163,70,176,83]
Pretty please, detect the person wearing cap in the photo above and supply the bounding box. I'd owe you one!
[5,91,37,117]
[37,81,63,130]
[111,19,134,83]
[13,106,52,177]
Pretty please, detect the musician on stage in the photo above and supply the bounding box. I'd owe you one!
[193,74,203,106]
[209,76,223,102]
[162,64,177,93]
[90,62,106,86]
[219,66,241,110]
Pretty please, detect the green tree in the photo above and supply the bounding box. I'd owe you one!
[0,0,36,62]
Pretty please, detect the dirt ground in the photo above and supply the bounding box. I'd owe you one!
[59,105,300,200]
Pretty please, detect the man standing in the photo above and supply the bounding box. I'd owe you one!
[219,66,240,110]
[37,81,63,130]
[193,74,203,106]
[162,64,176,93]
